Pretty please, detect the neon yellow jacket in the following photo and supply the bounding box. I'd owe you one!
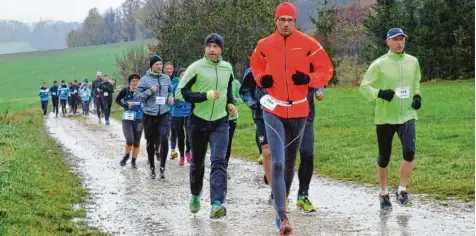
[360,50,421,125]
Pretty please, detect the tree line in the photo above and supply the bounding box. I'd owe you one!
[109,0,475,82]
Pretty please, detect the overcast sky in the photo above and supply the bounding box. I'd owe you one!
[0,0,124,23]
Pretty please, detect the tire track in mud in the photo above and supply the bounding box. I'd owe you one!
[45,113,474,236]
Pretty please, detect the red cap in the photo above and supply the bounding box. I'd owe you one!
[274,2,297,21]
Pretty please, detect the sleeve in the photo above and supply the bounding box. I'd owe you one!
[359,62,381,101]
[115,89,128,108]
[250,40,267,87]
[232,79,243,105]
[307,40,334,89]
[168,81,173,100]
[414,60,421,96]
[38,90,41,96]
[227,74,234,105]
[133,77,153,102]
[176,65,207,103]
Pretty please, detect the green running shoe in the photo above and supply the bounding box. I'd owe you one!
[210,201,227,219]
[296,195,316,213]
[190,195,201,213]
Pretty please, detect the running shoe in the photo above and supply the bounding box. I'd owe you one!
[119,155,129,166]
[150,168,156,179]
[379,194,393,211]
[179,157,185,166]
[296,195,316,213]
[159,167,165,179]
[170,151,179,160]
[131,158,137,169]
[190,195,201,213]
[186,152,192,164]
[210,201,227,219]
[275,216,294,235]
[396,191,412,206]
[257,154,263,165]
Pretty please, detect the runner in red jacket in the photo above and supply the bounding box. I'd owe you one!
[250,2,333,235]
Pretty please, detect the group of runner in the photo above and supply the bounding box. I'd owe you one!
[40,3,422,235]
[38,73,117,125]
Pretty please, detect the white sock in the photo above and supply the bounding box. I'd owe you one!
[398,186,407,194]
[380,188,389,195]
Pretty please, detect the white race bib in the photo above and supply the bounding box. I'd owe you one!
[260,95,278,111]
[123,111,135,120]
[395,87,410,99]
[104,92,109,97]
[52,92,56,96]
[156,97,166,105]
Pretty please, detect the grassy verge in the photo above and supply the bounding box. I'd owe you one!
[0,110,107,235]
[232,81,475,201]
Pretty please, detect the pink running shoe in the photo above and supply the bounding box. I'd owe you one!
[179,157,185,166]
[186,152,192,164]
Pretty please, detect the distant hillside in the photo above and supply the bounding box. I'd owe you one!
[0,20,81,54]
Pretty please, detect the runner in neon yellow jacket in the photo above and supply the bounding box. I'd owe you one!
[360,28,422,211]
[360,50,421,125]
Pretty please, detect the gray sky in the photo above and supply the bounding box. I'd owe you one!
[0,0,124,23]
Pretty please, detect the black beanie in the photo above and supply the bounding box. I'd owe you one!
[149,55,162,68]
[205,33,224,50]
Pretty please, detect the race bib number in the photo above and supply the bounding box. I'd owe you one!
[52,92,56,96]
[104,92,109,97]
[123,111,135,120]
[395,87,410,99]
[156,96,166,105]
[260,95,278,111]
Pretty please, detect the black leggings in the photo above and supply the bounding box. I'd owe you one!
[102,98,112,121]
[225,119,237,165]
[95,97,104,119]
[60,100,67,115]
[377,119,416,168]
[172,116,190,157]
[41,101,48,115]
[144,113,171,169]
[122,120,144,147]
[52,97,59,115]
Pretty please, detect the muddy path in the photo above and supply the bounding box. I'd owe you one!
[45,113,474,236]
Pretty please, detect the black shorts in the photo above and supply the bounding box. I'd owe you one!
[254,118,268,146]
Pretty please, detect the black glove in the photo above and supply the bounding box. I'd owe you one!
[291,70,310,85]
[260,75,273,88]
[378,89,395,102]
[412,95,421,110]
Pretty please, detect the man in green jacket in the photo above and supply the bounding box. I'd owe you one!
[176,33,236,219]
[360,28,422,211]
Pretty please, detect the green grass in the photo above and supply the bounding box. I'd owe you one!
[0,111,108,235]
[0,40,147,114]
[0,41,146,234]
[232,80,475,201]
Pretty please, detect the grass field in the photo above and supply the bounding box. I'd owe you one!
[0,41,142,234]
[0,40,146,114]
[0,111,106,235]
[231,80,475,201]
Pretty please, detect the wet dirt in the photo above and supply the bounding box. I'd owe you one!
[45,113,475,236]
